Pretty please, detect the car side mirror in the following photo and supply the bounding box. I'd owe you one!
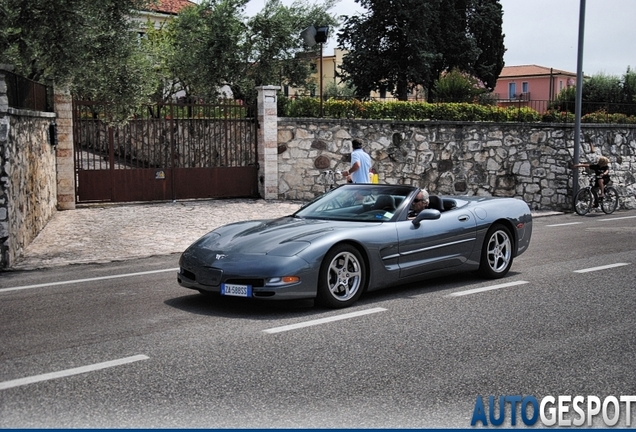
[412,209,441,228]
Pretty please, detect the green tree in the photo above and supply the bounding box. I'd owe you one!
[551,70,636,116]
[168,0,337,104]
[0,0,151,83]
[432,68,486,103]
[621,67,636,104]
[584,73,622,104]
[323,80,357,98]
[243,0,337,101]
[0,0,158,118]
[168,0,248,101]
[337,0,505,100]
[141,19,185,104]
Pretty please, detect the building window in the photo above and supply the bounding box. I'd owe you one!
[508,82,516,99]
[522,82,528,93]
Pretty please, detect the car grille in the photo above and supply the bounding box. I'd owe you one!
[195,267,223,286]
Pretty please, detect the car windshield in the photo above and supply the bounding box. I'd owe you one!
[294,185,415,222]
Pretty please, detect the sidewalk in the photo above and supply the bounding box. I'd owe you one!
[10,199,303,271]
[8,199,561,271]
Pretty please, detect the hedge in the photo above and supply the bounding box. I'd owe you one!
[279,97,636,124]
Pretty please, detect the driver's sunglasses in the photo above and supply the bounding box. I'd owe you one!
[413,198,425,203]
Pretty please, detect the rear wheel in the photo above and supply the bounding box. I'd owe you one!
[601,186,619,214]
[574,188,594,215]
[316,244,366,308]
[478,224,513,279]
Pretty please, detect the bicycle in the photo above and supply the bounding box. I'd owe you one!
[573,172,619,215]
[319,170,341,193]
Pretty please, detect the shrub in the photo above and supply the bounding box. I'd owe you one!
[279,97,634,124]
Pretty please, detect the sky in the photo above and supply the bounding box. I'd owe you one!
[193,0,636,77]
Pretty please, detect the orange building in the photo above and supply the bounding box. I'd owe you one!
[493,65,577,113]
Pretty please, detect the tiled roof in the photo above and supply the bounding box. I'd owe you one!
[148,0,196,15]
[500,65,576,78]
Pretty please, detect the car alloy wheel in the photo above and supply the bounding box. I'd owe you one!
[317,244,366,308]
[478,224,513,279]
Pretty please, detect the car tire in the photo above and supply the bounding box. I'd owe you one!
[478,224,513,279]
[316,244,366,308]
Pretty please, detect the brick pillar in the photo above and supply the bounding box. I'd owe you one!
[53,86,75,209]
[256,86,280,199]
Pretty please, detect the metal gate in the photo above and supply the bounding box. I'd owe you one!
[73,101,259,203]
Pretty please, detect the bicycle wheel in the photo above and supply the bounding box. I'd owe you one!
[574,188,594,215]
[601,186,619,214]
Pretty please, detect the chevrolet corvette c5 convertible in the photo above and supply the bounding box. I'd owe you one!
[177,184,532,308]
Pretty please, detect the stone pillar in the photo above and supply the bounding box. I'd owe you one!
[256,86,280,199]
[53,86,76,209]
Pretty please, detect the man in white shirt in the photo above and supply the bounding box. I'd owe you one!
[342,139,372,183]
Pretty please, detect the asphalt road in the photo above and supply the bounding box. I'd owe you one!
[0,210,635,428]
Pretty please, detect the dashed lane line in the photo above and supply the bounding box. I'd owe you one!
[574,263,631,273]
[546,222,583,227]
[445,280,530,297]
[0,355,149,391]
[263,307,387,334]
[0,268,180,294]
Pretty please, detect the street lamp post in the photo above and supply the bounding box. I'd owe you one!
[301,25,329,117]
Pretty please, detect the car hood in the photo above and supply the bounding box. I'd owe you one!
[186,216,373,257]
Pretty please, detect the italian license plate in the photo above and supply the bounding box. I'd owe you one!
[220,283,252,298]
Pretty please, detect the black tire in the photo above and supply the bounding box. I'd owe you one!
[478,224,514,279]
[316,244,366,308]
[574,188,594,216]
[601,186,619,214]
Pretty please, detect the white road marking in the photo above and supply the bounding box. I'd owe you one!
[263,307,387,334]
[446,280,530,297]
[599,215,636,222]
[574,263,631,273]
[0,268,180,294]
[0,355,149,391]
[546,222,583,227]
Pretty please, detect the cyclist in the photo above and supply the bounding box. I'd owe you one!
[572,155,611,200]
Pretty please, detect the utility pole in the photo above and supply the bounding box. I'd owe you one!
[573,0,586,195]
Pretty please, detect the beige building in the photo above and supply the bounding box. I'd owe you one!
[285,48,424,101]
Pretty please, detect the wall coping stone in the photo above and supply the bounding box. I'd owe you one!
[8,108,56,119]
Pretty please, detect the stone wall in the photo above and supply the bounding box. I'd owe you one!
[277,119,636,211]
[0,109,57,269]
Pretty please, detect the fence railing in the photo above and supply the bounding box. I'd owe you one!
[495,98,636,117]
[2,69,53,112]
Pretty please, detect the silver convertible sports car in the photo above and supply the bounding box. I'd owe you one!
[177,184,532,308]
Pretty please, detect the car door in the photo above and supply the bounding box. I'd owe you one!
[396,208,477,278]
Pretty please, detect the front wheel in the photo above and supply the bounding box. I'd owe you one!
[478,224,514,279]
[601,186,619,214]
[316,244,366,308]
[574,188,594,216]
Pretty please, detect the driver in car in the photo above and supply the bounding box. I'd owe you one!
[408,189,430,218]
